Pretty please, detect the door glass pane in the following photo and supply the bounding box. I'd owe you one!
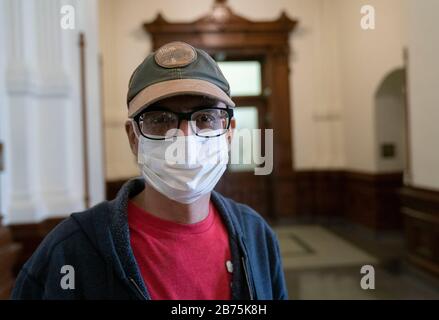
[217,61,261,97]
[229,106,261,172]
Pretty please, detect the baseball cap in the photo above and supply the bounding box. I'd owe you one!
[127,41,235,118]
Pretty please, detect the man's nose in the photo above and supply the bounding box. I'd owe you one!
[178,120,195,136]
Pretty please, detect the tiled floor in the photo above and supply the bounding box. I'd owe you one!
[273,223,439,300]
[275,225,378,270]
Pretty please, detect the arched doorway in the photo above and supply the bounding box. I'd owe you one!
[374,68,409,182]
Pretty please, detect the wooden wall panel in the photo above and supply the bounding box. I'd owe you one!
[9,218,63,276]
[400,187,439,276]
[345,172,403,230]
[294,171,345,218]
[0,217,21,299]
[295,170,403,230]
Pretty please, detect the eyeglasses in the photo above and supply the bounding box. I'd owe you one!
[133,106,234,140]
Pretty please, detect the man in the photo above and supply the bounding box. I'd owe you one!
[11,41,287,300]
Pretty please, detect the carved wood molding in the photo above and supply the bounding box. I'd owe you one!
[143,1,298,52]
[144,2,297,35]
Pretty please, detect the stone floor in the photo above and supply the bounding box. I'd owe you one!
[273,222,439,300]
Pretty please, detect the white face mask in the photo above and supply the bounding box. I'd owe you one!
[136,127,229,204]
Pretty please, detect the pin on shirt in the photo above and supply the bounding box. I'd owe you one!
[226,260,233,273]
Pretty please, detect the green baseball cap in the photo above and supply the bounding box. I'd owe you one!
[127,41,235,118]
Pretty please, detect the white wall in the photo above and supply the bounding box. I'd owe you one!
[406,0,439,190]
[0,0,105,224]
[334,0,406,172]
[291,0,345,170]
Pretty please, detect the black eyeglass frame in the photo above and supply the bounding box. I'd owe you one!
[133,106,234,140]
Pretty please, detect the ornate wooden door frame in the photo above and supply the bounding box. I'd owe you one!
[143,0,298,219]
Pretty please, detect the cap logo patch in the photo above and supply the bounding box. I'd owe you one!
[155,42,197,68]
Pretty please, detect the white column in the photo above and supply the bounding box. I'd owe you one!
[32,0,79,220]
[311,0,344,169]
[2,0,39,223]
[76,0,106,206]
[1,0,105,224]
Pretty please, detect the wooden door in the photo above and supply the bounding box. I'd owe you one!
[212,57,272,218]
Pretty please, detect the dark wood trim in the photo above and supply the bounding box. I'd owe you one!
[294,170,404,230]
[0,216,21,299]
[9,217,65,276]
[400,186,439,213]
[403,207,439,225]
[345,171,403,230]
[400,186,439,277]
[402,48,413,183]
[107,170,404,230]
[294,170,345,218]
[0,142,4,172]
[345,170,404,183]
[79,33,90,209]
[143,3,297,39]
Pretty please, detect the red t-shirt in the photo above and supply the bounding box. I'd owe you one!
[127,200,232,300]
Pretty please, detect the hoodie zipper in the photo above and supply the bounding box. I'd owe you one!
[241,256,254,300]
[238,236,256,300]
[129,277,149,300]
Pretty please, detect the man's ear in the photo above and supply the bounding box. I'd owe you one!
[125,120,138,157]
[226,117,236,145]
